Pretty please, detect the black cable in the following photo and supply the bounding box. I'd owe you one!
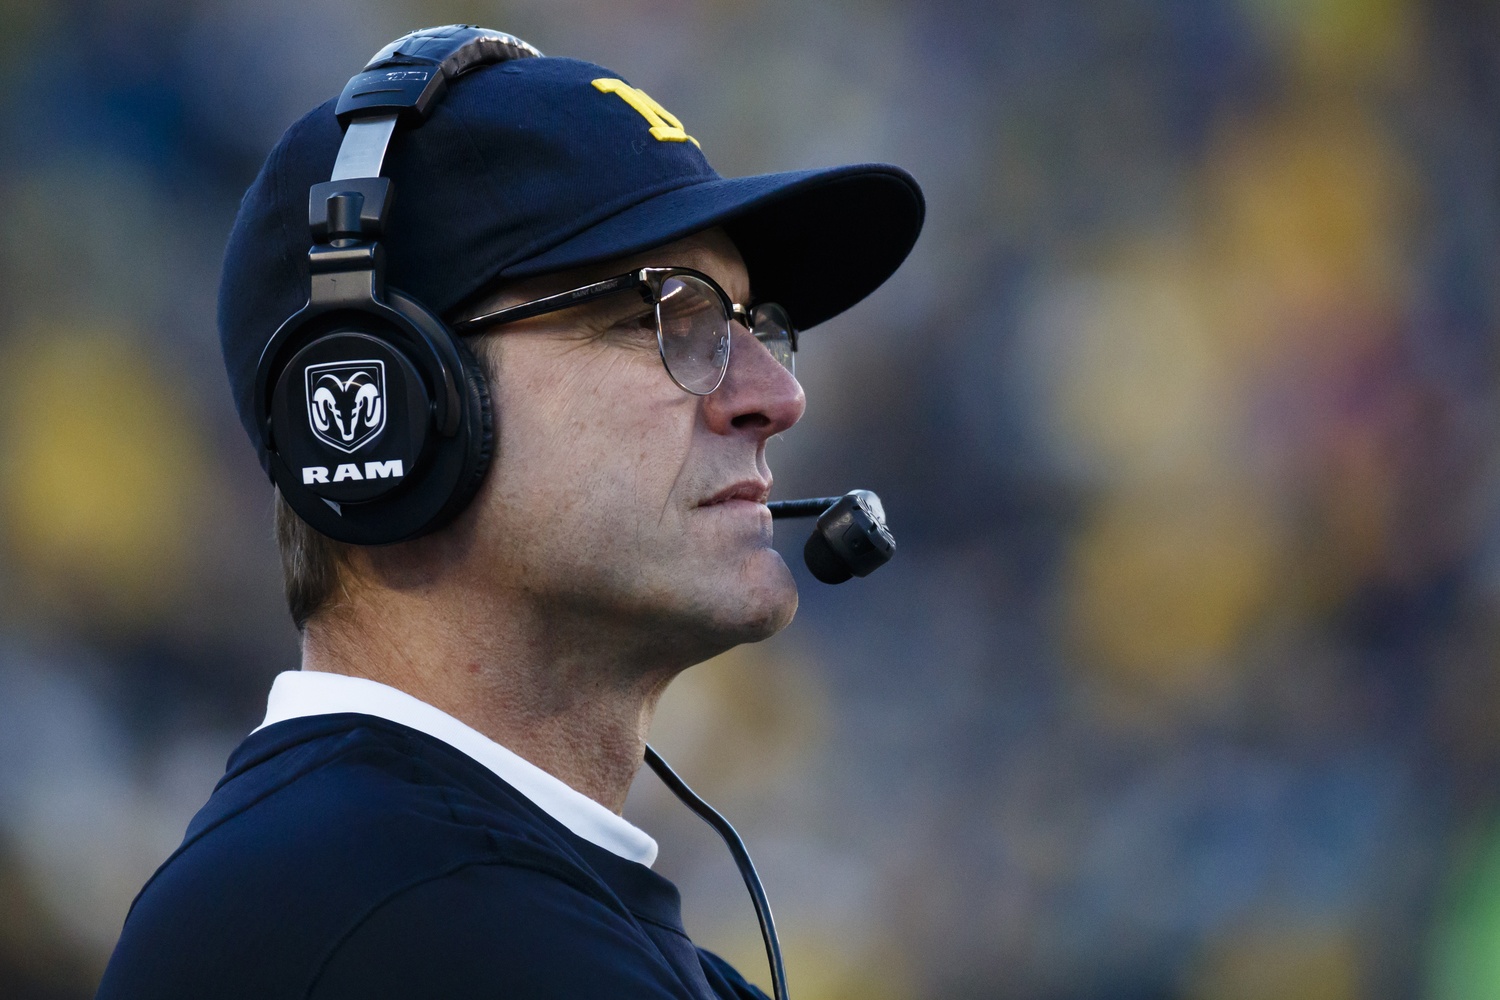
[642,745,789,1000]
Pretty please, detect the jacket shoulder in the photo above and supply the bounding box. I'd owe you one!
[97,715,614,1000]
[308,859,695,999]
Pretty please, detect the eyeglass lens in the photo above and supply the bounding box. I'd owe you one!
[655,276,795,395]
[751,302,795,377]
[657,275,729,394]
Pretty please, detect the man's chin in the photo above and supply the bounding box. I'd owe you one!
[720,547,799,639]
[631,547,798,664]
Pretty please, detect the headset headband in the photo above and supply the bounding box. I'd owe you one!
[328,26,542,183]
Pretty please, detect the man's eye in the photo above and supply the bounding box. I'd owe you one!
[609,307,656,336]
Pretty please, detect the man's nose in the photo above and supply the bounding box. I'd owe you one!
[700,327,806,437]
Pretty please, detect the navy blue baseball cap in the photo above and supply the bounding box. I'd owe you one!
[219,52,925,466]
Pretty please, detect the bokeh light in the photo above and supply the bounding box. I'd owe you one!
[0,1,1496,998]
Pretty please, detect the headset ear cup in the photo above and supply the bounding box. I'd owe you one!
[376,289,493,538]
[262,290,493,545]
[448,334,495,516]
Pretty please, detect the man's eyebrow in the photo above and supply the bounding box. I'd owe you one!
[579,288,654,327]
[452,244,749,323]
[466,280,651,335]
[657,252,750,302]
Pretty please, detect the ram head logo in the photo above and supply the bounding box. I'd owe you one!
[304,360,387,453]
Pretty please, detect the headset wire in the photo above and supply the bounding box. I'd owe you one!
[642,744,789,1000]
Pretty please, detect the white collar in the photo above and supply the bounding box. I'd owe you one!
[254,670,658,867]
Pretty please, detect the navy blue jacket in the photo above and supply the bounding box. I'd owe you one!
[96,714,768,999]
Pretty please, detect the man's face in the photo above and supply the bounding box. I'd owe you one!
[455,230,806,666]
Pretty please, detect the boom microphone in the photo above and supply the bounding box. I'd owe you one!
[767,490,895,584]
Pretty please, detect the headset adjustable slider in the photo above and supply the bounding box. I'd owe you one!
[306,242,384,308]
[309,178,393,242]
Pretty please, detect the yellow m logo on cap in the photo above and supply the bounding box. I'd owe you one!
[592,78,700,148]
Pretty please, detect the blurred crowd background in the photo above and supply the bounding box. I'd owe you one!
[0,0,1497,997]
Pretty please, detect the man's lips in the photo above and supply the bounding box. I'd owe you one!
[700,480,772,507]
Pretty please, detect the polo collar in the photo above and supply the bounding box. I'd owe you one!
[254,670,659,867]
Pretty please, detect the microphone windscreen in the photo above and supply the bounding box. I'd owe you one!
[803,530,855,584]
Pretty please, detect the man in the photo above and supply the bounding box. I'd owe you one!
[97,26,921,999]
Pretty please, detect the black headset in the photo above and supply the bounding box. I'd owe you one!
[253,26,542,545]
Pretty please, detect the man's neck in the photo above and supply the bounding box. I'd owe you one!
[299,583,683,814]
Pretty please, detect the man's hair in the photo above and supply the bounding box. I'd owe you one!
[274,487,350,630]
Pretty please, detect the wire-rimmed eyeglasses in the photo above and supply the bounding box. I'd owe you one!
[451,267,797,396]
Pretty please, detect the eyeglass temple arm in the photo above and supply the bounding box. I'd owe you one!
[451,271,647,334]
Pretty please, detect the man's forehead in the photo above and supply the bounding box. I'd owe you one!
[453,228,750,320]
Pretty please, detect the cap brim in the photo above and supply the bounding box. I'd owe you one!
[498,164,925,331]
